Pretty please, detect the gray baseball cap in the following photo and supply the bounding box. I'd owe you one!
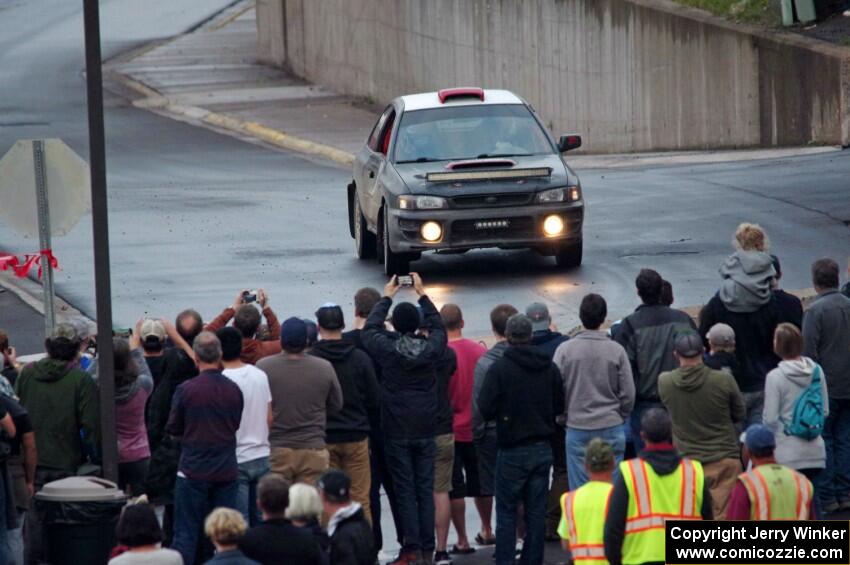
[506,314,534,344]
[525,302,551,333]
[674,332,704,358]
[706,323,735,347]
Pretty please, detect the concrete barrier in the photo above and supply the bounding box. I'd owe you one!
[257,0,850,153]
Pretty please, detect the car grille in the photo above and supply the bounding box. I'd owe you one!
[451,193,534,209]
[451,216,536,243]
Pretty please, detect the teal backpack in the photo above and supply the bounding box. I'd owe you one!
[783,364,825,441]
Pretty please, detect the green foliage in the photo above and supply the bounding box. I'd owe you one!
[675,0,778,25]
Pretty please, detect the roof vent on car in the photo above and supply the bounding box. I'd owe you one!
[438,88,485,104]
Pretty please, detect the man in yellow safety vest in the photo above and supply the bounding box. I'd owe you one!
[726,424,816,520]
[558,438,616,564]
[604,408,712,565]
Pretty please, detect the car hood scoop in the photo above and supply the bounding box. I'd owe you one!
[445,158,517,170]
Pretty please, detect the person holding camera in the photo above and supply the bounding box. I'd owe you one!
[206,289,282,364]
[362,273,447,565]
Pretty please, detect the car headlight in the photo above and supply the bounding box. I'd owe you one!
[398,195,448,210]
[536,186,581,203]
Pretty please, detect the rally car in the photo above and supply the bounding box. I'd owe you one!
[347,87,584,275]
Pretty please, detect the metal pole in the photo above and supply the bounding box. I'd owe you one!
[83,0,118,483]
[32,140,56,336]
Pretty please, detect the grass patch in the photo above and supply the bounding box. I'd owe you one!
[675,0,779,25]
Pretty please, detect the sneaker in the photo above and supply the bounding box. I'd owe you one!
[823,500,841,514]
[434,551,452,565]
[515,539,524,560]
[839,499,850,511]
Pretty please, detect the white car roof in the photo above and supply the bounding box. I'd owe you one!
[399,89,524,112]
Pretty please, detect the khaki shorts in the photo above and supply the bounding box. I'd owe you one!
[434,433,455,493]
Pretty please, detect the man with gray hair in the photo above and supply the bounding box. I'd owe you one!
[167,331,244,565]
[479,314,564,565]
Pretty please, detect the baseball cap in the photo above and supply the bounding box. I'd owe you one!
[525,302,551,333]
[280,317,308,349]
[585,438,615,472]
[505,314,533,343]
[315,304,345,331]
[674,332,704,358]
[49,323,81,342]
[317,469,351,503]
[744,424,776,452]
[140,319,167,341]
[706,323,735,348]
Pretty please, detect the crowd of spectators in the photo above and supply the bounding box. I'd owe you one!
[0,222,848,565]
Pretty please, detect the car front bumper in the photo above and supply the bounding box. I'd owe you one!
[387,202,584,254]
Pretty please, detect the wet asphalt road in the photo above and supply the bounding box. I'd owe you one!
[2,1,850,343]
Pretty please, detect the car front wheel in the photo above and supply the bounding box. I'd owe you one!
[377,206,411,276]
[354,193,376,260]
[555,239,583,269]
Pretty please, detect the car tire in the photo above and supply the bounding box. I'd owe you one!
[378,206,411,276]
[555,239,583,269]
[354,193,376,260]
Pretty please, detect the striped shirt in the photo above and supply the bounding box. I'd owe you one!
[167,370,243,482]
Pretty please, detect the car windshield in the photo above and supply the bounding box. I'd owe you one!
[393,104,554,163]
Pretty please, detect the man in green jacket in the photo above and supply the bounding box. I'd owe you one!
[15,322,100,564]
[658,332,745,521]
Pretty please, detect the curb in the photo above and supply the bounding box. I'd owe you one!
[110,71,356,168]
[0,272,95,332]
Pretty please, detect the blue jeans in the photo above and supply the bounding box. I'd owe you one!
[495,442,552,565]
[628,400,663,453]
[173,476,238,565]
[237,456,270,527]
[566,424,626,490]
[383,437,436,552]
[817,398,850,506]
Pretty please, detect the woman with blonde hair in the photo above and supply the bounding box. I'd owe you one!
[286,483,330,554]
[203,507,259,564]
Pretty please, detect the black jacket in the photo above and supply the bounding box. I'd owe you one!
[435,347,457,436]
[143,347,196,504]
[478,345,564,448]
[698,293,780,393]
[614,304,697,402]
[239,518,328,565]
[310,340,380,443]
[531,330,568,359]
[604,447,713,565]
[329,507,376,565]
[363,296,447,440]
[774,289,803,329]
[145,347,197,452]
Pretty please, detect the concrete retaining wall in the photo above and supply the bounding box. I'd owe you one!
[257,0,850,153]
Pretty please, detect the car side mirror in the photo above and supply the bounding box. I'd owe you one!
[558,134,582,153]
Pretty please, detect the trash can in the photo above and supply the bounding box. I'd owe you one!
[35,476,128,565]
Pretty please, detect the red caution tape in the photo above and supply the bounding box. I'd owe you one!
[0,250,59,279]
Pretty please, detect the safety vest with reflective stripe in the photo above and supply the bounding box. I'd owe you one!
[738,464,813,520]
[619,457,704,565]
[559,481,613,564]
